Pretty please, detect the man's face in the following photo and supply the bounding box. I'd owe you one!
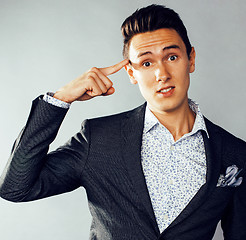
[126,28,195,115]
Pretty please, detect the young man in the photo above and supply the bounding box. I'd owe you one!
[0,4,245,240]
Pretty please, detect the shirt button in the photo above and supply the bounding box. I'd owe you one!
[164,215,168,220]
[170,145,174,151]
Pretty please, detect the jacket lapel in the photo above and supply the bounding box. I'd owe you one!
[162,117,223,233]
[121,103,160,235]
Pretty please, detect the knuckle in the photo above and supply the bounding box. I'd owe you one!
[87,72,97,79]
[104,81,112,89]
[87,76,94,82]
[102,88,108,94]
[107,80,113,88]
[95,89,103,96]
[89,67,98,72]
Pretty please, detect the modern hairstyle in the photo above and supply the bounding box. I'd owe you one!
[121,4,192,59]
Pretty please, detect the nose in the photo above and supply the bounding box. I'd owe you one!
[155,63,171,82]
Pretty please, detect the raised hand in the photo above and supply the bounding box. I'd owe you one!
[54,59,129,103]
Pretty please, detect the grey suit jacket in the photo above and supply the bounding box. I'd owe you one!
[0,96,246,240]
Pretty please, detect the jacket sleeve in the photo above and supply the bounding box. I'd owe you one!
[0,96,90,202]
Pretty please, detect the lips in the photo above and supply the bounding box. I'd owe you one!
[157,86,175,97]
[158,86,175,93]
[159,87,174,93]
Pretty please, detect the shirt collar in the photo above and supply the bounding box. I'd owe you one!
[144,99,209,138]
[144,106,159,133]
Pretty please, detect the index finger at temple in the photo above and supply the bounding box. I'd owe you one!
[100,59,129,76]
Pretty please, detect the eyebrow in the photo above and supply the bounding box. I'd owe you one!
[137,44,180,58]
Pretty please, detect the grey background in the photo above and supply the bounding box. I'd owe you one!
[0,0,245,239]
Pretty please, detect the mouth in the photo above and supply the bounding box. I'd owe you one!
[157,86,175,97]
[159,87,174,93]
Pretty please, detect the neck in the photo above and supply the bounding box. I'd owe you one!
[149,101,196,142]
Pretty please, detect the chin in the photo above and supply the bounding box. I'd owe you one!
[150,100,184,114]
[149,104,174,114]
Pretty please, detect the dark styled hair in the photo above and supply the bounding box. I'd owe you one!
[121,4,192,59]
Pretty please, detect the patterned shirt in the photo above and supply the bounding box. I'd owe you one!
[141,99,209,233]
[43,92,71,109]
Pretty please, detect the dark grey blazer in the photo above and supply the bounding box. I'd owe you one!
[0,96,246,240]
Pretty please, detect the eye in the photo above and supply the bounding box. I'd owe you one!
[142,61,152,67]
[168,55,178,61]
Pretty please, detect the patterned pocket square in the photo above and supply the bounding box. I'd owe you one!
[217,165,243,187]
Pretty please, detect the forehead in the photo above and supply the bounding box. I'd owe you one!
[128,28,186,58]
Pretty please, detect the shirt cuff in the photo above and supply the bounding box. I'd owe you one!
[43,92,71,109]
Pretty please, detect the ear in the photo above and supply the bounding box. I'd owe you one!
[189,47,196,73]
[124,64,138,84]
